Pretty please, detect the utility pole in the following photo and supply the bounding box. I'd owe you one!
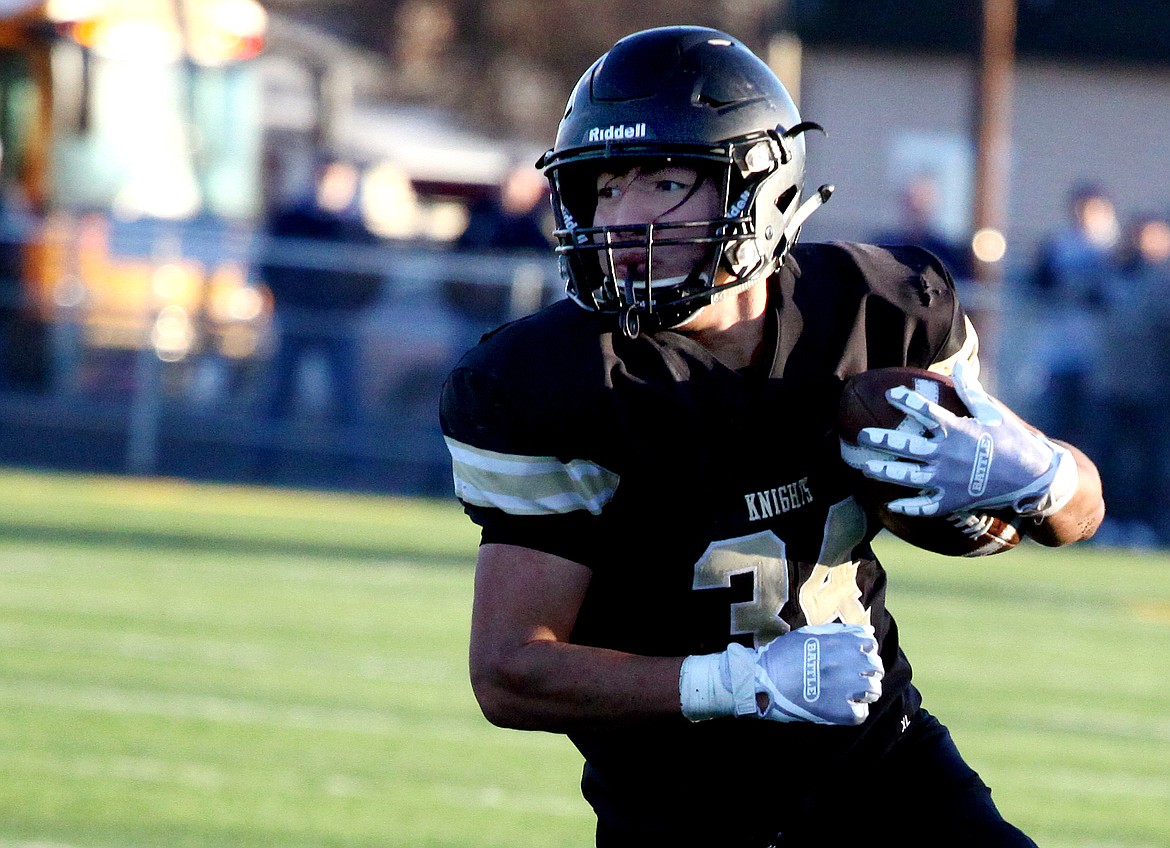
[971,0,1017,381]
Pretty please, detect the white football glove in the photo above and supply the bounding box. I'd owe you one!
[840,359,1079,518]
[679,623,884,725]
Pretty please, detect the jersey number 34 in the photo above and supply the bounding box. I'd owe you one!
[691,498,872,647]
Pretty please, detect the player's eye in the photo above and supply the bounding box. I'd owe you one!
[654,179,689,193]
[595,173,624,201]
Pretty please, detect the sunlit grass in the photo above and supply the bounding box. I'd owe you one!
[0,468,1165,847]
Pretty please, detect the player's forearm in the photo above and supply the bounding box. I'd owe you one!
[470,640,685,731]
[1024,442,1105,546]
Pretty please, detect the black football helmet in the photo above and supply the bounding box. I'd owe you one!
[538,26,832,336]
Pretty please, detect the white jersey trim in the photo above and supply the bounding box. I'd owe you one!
[444,437,619,516]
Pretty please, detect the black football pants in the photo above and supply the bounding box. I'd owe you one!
[592,708,1038,848]
[774,708,1039,848]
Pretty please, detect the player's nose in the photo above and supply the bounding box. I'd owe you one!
[595,195,654,279]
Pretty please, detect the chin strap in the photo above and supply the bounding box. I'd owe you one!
[609,272,713,339]
[620,305,640,339]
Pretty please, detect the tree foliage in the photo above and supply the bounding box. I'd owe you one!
[269,0,783,142]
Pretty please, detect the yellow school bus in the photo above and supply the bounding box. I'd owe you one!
[0,0,268,389]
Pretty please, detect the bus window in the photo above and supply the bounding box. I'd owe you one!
[0,1,268,392]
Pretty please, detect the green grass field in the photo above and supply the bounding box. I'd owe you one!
[0,468,1167,847]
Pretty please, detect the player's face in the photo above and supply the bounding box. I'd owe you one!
[591,163,721,287]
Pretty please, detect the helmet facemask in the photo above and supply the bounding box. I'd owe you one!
[544,130,819,338]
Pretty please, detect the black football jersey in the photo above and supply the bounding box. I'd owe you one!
[440,242,975,840]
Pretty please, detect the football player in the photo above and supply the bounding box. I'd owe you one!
[440,26,1104,847]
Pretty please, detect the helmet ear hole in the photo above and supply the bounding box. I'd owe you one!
[775,185,798,214]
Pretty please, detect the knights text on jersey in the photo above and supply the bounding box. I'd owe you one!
[439,242,972,835]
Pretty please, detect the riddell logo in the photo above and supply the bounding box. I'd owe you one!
[586,123,648,143]
[727,188,753,218]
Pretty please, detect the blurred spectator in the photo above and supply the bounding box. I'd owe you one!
[1090,213,1170,546]
[0,192,25,390]
[445,164,552,334]
[259,159,383,427]
[871,171,972,279]
[0,145,45,394]
[456,164,551,252]
[1024,181,1120,449]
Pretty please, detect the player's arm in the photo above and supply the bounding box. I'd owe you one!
[470,542,884,731]
[1021,439,1104,546]
[469,542,684,730]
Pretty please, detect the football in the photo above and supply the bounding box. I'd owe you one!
[838,366,1022,557]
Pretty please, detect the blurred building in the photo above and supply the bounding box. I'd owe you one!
[257,11,546,241]
[783,1,1170,272]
